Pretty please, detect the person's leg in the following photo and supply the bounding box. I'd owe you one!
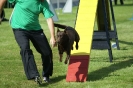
[13,29,40,80]
[120,0,124,5]
[29,30,53,82]
[114,0,117,5]
[0,0,6,24]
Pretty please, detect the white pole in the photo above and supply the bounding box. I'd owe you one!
[57,0,59,14]
[47,0,59,21]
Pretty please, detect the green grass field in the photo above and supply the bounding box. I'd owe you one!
[0,1,133,88]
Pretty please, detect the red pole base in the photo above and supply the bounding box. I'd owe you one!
[66,55,90,82]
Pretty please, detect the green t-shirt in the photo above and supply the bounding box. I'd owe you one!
[8,0,54,30]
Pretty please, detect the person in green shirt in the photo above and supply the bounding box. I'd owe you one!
[8,0,56,84]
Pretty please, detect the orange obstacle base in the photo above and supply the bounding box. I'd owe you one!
[66,55,90,82]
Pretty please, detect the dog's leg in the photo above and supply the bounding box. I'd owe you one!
[75,41,79,50]
[75,32,80,50]
[64,49,70,64]
[59,54,63,62]
[71,46,73,50]
[64,55,70,64]
[58,45,64,62]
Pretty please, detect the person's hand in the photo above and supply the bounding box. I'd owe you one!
[50,37,57,48]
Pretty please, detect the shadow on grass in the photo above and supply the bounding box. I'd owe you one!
[117,40,133,50]
[39,75,66,87]
[39,57,133,86]
[87,57,133,81]
[118,40,133,46]
[113,4,133,6]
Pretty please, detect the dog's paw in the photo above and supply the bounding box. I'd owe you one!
[75,45,79,50]
[64,60,68,64]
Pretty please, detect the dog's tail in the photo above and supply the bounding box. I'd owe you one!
[54,23,67,29]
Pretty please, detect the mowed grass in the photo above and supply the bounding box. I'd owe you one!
[0,1,133,88]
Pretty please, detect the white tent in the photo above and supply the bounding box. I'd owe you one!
[62,0,72,13]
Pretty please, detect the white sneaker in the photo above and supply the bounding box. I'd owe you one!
[35,76,42,85]
[43,77,50,83]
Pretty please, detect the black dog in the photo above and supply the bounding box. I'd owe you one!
[55,23,80,64]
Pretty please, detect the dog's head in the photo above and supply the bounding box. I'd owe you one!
[56,28,68,43]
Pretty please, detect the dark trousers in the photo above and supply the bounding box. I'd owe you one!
[13,29,53,80]
[114,0,124,5]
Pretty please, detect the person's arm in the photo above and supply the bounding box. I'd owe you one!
[46,17,56,48]
[42,0,56,47]
[0,0,6,17]
[1,0,16,15]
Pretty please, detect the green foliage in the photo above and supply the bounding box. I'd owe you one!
[0,1,133,88]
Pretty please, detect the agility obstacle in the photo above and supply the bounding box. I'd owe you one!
[65,0,97,82]
[65,0,119,82]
